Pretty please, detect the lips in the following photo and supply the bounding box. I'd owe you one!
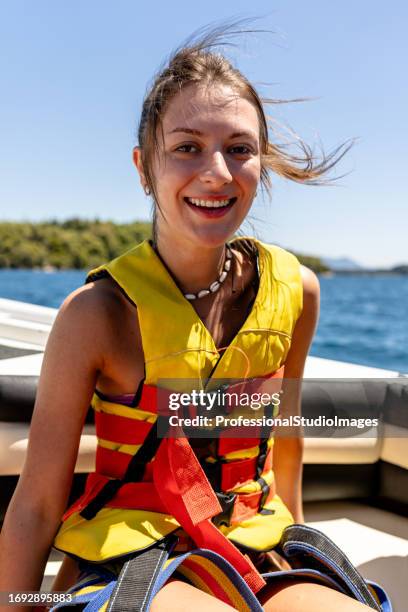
[184,197,237,209]
[183,196,237,219]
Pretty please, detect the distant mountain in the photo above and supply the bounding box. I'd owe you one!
[391,264,408,274]
[322,257,365,271]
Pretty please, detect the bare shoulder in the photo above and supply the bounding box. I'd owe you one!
[45,277,139,379]
[58,277,135,336]
[60,277,130,319]
[299,265,320,304]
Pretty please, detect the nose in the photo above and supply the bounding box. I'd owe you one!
[198,151,233,186]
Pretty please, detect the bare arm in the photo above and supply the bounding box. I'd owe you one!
[272,266,320,523]
[0,285,108,610]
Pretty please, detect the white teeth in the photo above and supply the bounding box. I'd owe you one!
[187,197,232,208]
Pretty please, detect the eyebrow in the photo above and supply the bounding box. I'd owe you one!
[168,127,257,139]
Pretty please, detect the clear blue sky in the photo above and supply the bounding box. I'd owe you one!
[1,1,406,267]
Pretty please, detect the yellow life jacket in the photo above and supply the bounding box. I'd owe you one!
[54,237,303,569]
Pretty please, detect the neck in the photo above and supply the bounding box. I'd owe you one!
[154,235,227,295]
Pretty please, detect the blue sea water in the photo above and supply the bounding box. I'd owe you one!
[0,270,407,373]
[313,275,408,373]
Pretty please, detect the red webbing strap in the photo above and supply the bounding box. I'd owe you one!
[63,473,167,521]
[221,457,257,491]
[94,411,152,444]
[153,435,266,594]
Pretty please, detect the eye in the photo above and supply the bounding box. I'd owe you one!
[228,144,255,156]
[174,143,200,153]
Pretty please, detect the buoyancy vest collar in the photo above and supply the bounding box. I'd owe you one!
[87,236,301,387]
[148,239,260,381]
[146,237,263,382]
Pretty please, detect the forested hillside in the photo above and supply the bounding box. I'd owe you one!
[0,220,328,272]
[0,220,151,269]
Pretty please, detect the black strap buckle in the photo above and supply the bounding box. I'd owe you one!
[212,492,236,527]
[259,480,270,510]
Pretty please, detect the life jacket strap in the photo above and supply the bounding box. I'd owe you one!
[80,418,167,520]
[153,435,266,593]
[212,492,236,527]
[79,479,124,521]
[212,485,276,528]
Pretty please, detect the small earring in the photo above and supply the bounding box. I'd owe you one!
[144,185,151,196]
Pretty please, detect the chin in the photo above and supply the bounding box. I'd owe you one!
[189,227,237,249]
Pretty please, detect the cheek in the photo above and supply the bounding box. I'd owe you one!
[238,159,261,190]
[157,158,196,188]
[155,163,194,208]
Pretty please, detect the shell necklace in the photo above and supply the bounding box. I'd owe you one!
[184,245,233,301]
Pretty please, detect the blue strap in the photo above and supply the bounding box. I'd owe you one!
[82,581,116,611]
[280,524,382,609]
[279,524,393,612]
[51,537,393,612]
[49,582,115,610]
[367,581,393,612]
[147,547,264,612]
[285,540,365,599]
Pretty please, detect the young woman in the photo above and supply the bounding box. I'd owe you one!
[0,26,383,612]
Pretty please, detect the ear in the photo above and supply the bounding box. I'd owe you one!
[132,147,148,191]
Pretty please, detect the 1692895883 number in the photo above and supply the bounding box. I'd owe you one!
[0,591,73,606]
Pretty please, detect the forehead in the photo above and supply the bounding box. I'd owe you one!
[162,83,260,137]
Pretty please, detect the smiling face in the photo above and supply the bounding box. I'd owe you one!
[138,83,261,249]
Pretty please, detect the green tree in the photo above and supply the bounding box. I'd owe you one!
[0,219,329,272]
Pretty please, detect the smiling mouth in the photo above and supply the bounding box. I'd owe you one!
[184,197,237,209]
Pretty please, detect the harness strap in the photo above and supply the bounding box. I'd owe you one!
[52,545,264,612]
[153,434,266,594]
[80,418,167,520]
[150,548,264,611]
[277,524,384,611]
[105,537,177,612]
[83,583,116,612]
[254,401,276,511]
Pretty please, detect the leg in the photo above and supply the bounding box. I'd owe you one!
[150,580,236,611]
[51,555,81,591]
[261,580,376,612]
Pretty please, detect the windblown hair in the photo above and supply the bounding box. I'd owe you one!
[138,19,351,208]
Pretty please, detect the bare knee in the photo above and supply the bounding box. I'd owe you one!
[150,580,235,611]
[262,581,375,612]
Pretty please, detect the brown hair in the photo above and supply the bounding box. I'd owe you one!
[137,20,352,226]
